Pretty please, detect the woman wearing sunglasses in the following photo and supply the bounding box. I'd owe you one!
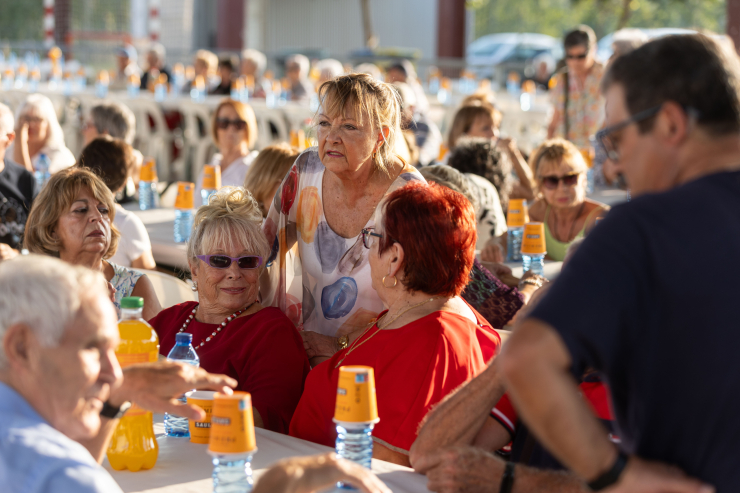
[194,99,259,206]
[148,187,310,433]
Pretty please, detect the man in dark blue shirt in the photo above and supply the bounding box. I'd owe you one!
[501,34,740,492]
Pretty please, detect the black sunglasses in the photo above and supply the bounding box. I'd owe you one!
[566,53,588,60]
[216,118,247,131]
[541,173,581,190]
[197,254,263,269]
[361,228,383,249]
[596,105,662,162]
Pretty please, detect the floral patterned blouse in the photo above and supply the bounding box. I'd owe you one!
[261,148,425,337]
[550,62,606,149]
[108,261,144,317]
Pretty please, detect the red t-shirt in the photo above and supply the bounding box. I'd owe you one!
[289,306,501,454]
[149,302,310,433]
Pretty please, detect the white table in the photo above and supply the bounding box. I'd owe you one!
[104,415,429,493]
[124,206,189,271]
[504,260,562,280]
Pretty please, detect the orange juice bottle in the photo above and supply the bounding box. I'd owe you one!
[106,296,159,472]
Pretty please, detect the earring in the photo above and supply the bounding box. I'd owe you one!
[191,281,198,292]
[382,275,397,288]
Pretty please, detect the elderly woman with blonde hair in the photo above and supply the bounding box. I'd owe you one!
[148,187,309,433]
[23,167,161,319]
[262,73,425,366]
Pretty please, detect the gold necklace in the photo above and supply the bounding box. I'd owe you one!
[334,296,442,369]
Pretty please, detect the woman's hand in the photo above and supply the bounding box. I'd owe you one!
[301,330,340,359]
[480,237,504,263]
[14,123,33,173]
[0,244,19,262]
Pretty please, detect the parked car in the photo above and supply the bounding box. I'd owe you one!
[466,33,562,86]
[596,28,695,63]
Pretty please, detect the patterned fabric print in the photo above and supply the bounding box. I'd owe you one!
[262,148,425,337]
[460,259,524,328]
[550,63,606,149]
[108,261,144,316]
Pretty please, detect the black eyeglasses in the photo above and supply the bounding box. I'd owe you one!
[540,172,581,190]
[596,105,662,162]
[361,228,383,249]
[197,254,263,269]
[216,118,247,131]
[566,53,588,60]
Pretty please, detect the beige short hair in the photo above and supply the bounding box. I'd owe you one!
[243,143,300,217]
[529,138,588,196]
[24,167,120,259]
[316,73,401,174]
[187,187,270,275]
[211,99,258,150]
[447,102,502,149]
[195,49,218,74]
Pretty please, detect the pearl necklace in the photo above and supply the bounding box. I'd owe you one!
[178,301,257,349]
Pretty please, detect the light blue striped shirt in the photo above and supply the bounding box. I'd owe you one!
[0,382,122,492]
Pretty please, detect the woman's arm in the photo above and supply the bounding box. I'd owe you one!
[131,250,157,270]
[131,274,163,320]
[373,442,411,467]
[13,124,34,172]
[498,138,535,202]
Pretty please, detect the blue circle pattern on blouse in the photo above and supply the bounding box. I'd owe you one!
[314,221,346,273]
[321,277,358,320]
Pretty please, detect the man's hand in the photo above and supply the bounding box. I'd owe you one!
[111,360,237,420]
[0,244,19,261]
[301,330,340,359]
[496,137,518,155]
[415,446,503,493]
[603,456,714,493]
[253,453,391,493]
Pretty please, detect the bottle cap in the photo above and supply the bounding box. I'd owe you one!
[507,199,528,228]
[333,366,380,424]
[208,392,257,455]
[175,182,195,210]
[520,222,547,255]
[202,165,221,190]
[121,296,144,309]
[176,332,193,344]
[140,157,158,181]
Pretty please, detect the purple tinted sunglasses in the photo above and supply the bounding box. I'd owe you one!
[196,254,263,269]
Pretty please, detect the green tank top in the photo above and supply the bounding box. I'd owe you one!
[543,205,600,261]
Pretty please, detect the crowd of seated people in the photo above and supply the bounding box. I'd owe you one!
[5,30,740,493]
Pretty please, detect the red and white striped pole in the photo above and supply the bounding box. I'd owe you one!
[149,0,161,42]
[43,0,55,48]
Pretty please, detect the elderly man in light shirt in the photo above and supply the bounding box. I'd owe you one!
[0,255,236,492]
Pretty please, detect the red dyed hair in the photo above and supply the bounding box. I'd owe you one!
[379,181,477,297]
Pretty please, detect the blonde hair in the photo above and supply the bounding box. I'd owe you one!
[447,102,502,149]
[243,143,300,217]
[211,99,258,150]
[187,187,270,275]
[24,167,120,259]
[316,73,401,174]
[15,94,66,150]
[528,138,588,196]
[194,50,218,75]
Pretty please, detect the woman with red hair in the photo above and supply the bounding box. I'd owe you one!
[289,182,501,466]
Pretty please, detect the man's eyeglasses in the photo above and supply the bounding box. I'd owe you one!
[540,173,581,190]
[216,118,247,131]
[361,228,383,249]
[596,105,662,162]
[197,254,263,269]
[566,53,588,60]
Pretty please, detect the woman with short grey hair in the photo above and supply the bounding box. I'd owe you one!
[82,102,136,146]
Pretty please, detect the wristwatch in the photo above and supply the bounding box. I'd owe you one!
[100,400,132,420]
[337,335,349,350]
[588,451,629,491]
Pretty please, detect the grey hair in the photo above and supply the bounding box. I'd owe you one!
[316,58,344,80]
[90,102,136,144]
[354,63,382,80]
[241,49,266,76]
[187,187,270,276]
[0,255,105,367]
[0,103,14,135]
[15,94,66,149]
[611,29,648,58]
[286,54,310,78]
[419,164,479,212]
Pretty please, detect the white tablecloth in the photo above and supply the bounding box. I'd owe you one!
[104,415,429,493]
[123,206,189,271]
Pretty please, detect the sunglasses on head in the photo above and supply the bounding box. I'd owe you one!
[566,53,588,60]
[196,254,263,269]
[541,173,580,190]
[216,118,247,131]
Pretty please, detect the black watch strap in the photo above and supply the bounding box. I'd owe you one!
[100,400,131,420]
[588,451,629,491]
[500,461,515,493]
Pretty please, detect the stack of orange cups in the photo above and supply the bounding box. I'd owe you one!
[506,198,528,262]
[333,366,380,473]
[208,392,258,491]
[521,222,547,276]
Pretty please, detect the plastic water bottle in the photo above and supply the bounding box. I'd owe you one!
[212,454,255,493]
[522,253,545,276]
[138,158,159,211]
[174,208,194,243]
[34,153,51,190]
[335,423,374,489]
[164,333,200,437]
[506,227,523,262]
[586,167,595,194]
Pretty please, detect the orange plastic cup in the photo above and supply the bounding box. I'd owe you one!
[140,157,157,181]
[186,391,216,444]
[208,392,257,456]
[175,182,195,210]
[506,199,528,228]
[580,148,594,169]
[333,366,380,425]
[202,165,221,190]
[290,129,306,150]
[521,222,547,255]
